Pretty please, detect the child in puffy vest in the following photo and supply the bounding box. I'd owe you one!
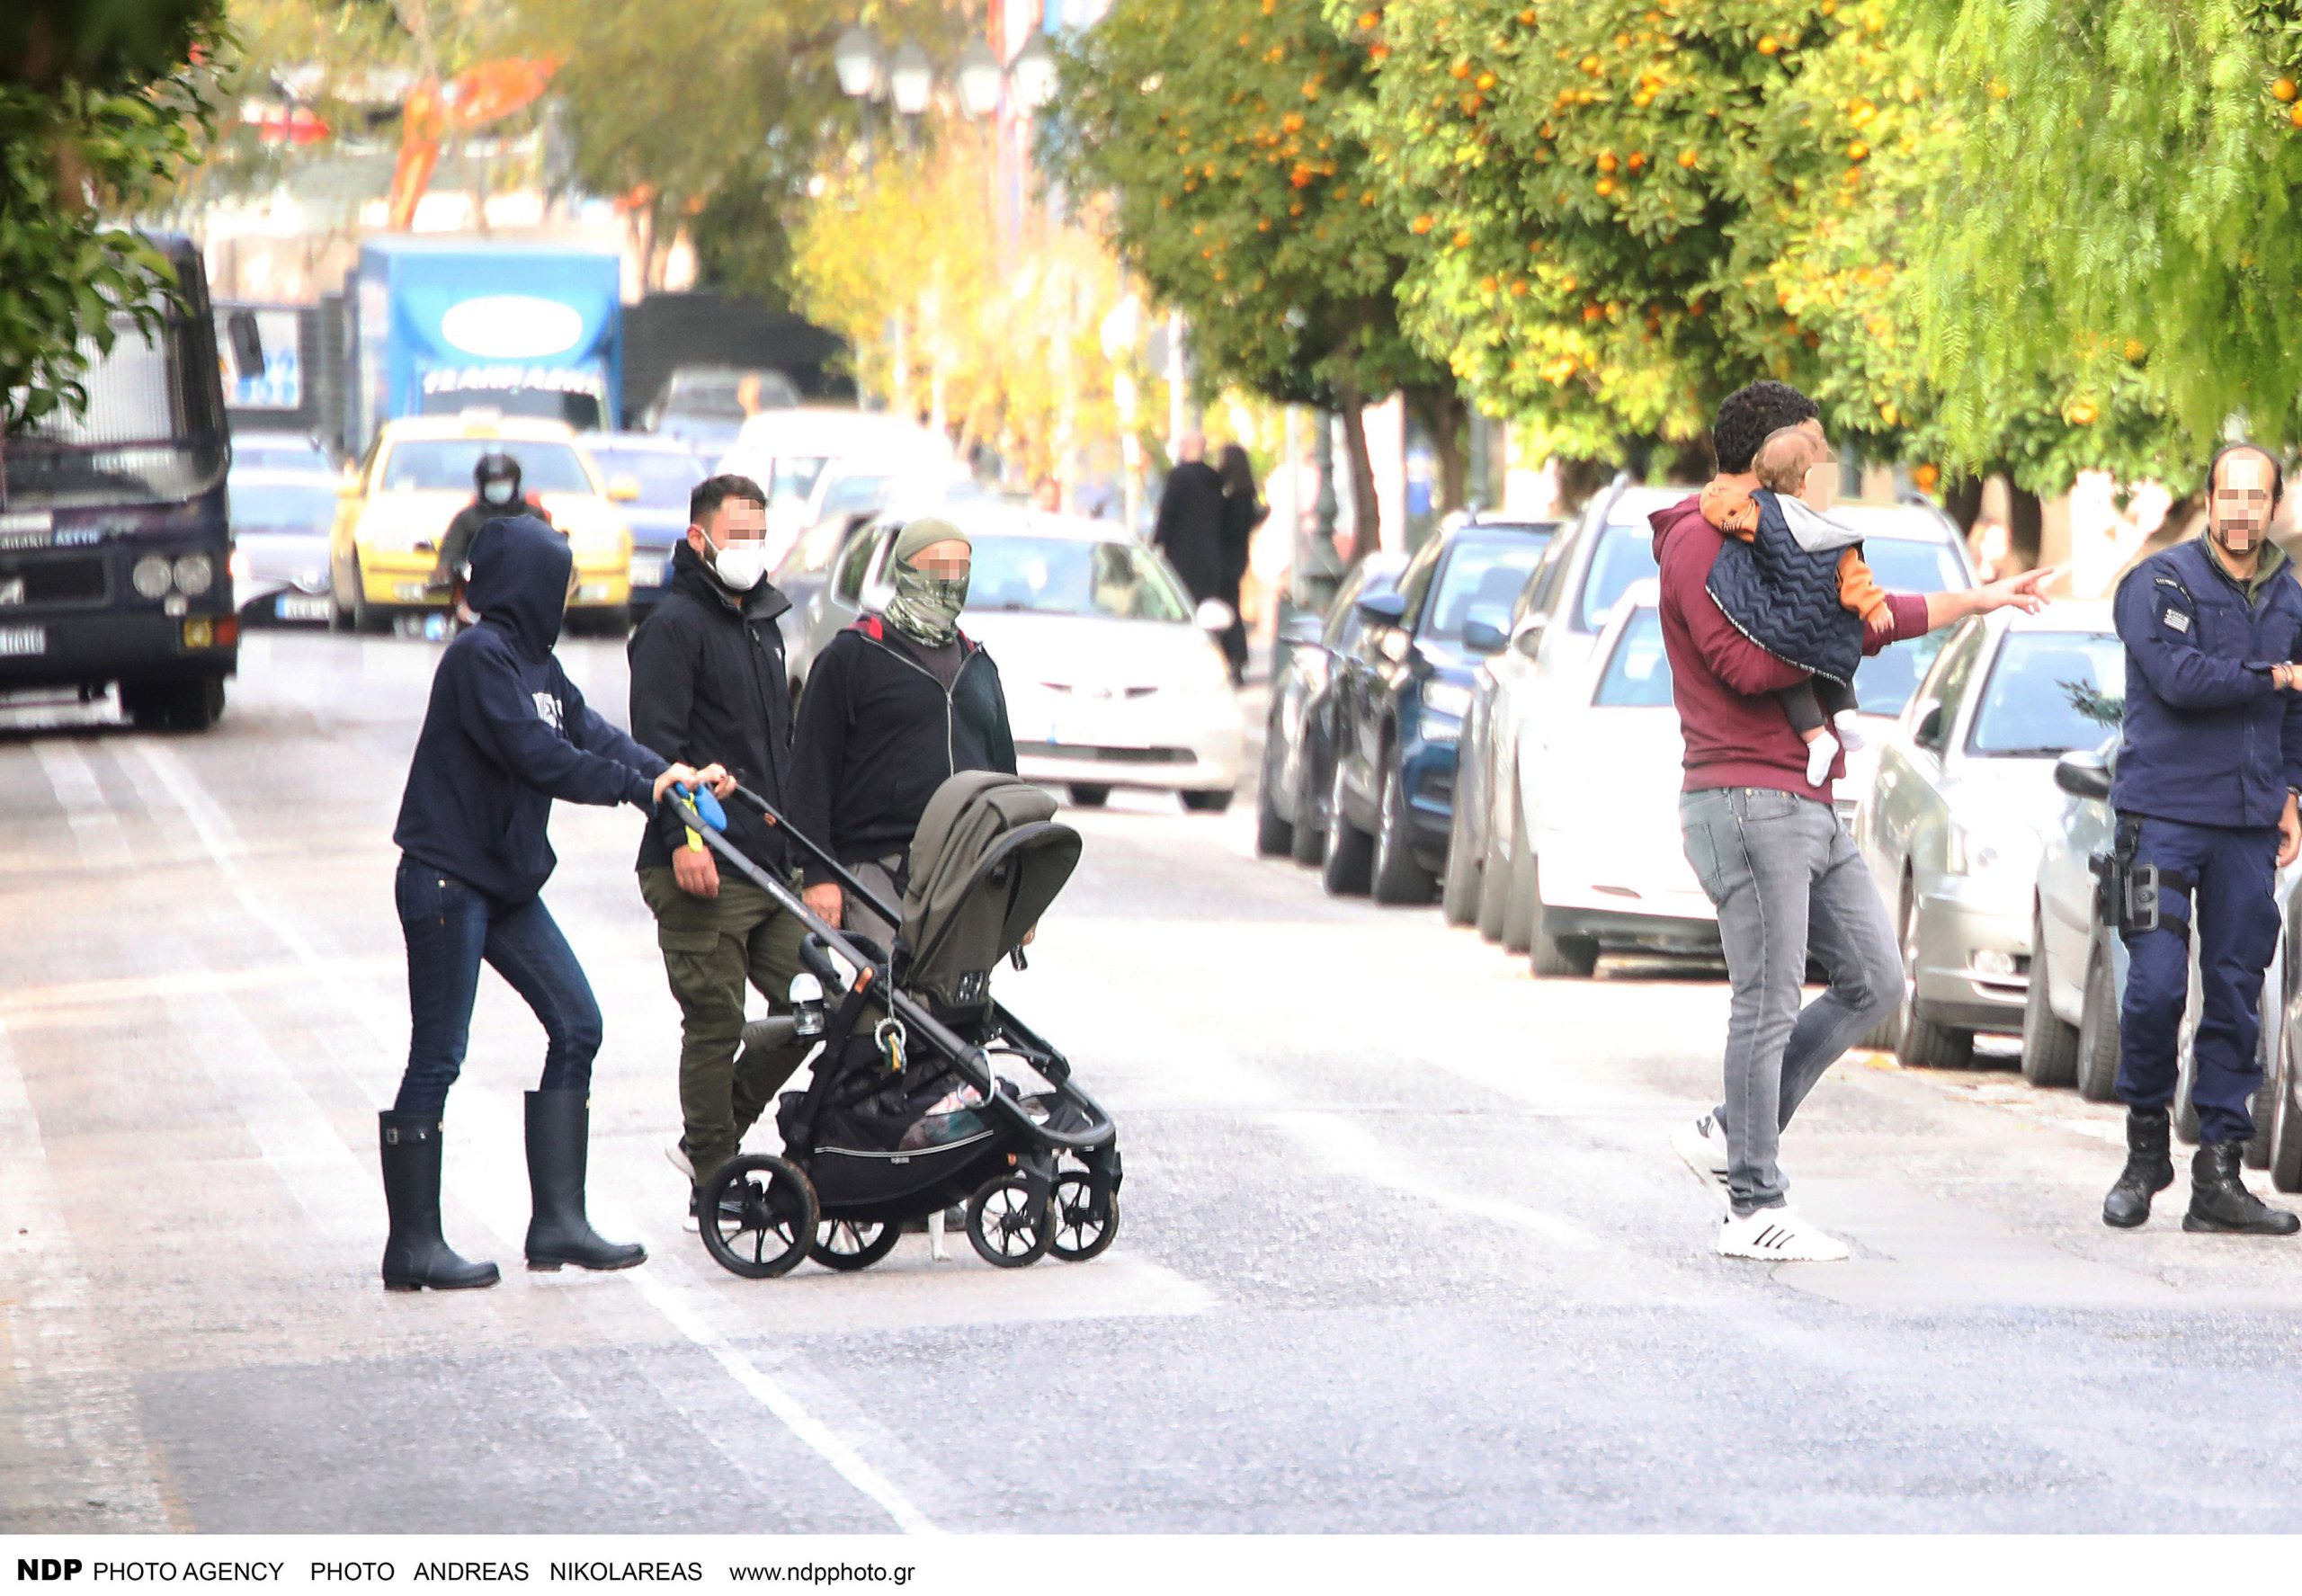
[1701,426,1894,786]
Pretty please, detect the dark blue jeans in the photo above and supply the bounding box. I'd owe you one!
[392,855,603,1117]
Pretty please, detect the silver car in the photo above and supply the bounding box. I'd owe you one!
[1857,602,2122,1065]
[228,467,341,625]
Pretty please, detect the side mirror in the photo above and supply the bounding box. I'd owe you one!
[1279,611,1324,646]
[607,475,642,504]
[226,309,264,379]
[1194,596,1237,633]
[1462,616,1508,656]
[1512,613,1548,658]
[1355,590,1409,629]
[1913,700,1946,749]
[2054,748,2113,801]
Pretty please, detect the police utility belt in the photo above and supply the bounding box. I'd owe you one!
[2094,816,2193,938]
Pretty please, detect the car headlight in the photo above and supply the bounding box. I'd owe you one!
[173,553,214,596]
[1946,816,2039,878]
[132,554,173,599]
[1422,680,1474,720]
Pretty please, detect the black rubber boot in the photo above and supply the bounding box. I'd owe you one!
[523,1090,647,1271]
[2183,1141,2302,1235]
[2101,1107,2174,1229]
[379,1112,500,1291]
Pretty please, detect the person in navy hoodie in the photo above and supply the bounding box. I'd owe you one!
[382,513,732,1291]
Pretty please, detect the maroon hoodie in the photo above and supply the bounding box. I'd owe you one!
[1649,494,1931,801]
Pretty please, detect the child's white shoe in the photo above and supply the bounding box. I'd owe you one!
[1832,710,1866,753]
[1804,729,1841,787]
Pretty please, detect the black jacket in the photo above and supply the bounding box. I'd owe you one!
[787,616,1018,885]
[628,541,795,873]
[1153,459,1228,602]
[438,493,548,581]
[394,514,665,906]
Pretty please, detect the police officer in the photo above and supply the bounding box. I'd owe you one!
[2103,442,2302,1235]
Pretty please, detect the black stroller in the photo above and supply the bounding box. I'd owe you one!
[669,770,1120,1278]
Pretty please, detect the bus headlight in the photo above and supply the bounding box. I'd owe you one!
[173,553,215,597]
[132,554,174,599]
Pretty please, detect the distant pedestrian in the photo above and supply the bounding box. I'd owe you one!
[436,452,549,617]
[1657,379,2051,1262]
[789,516,1017,946]
[384,513,728,1291]
[2099,442,2302,1237]
[1215,442,1267,685]
[1152,432,1227,613]
[628,474,812,1228]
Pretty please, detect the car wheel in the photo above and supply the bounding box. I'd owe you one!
[1440,770,1483,927]
[1894,887,1973,1068]
[2174,947,2202,1146]
[1289,753,1326,866]
[1527,856,1599,978]
[1182,789,1234,814]
[2019,903,2080,1087]
[329,573,354,632]
[2271,1005,2302,1193]
[1320,752,1373,896]
[2074,931,2122,1102]
[1254,732,1294,857]
[1370,760,1435,905]
[1501,793,1537,956]
[350,557,387,635]
[120,675,224,733]
[1067,784,1111,808]
[1475,780,1512,941]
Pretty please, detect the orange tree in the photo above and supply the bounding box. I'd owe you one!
[1044,0,1467,538]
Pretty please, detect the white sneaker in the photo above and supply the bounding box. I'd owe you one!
[665,1139,695,1181]
[1672,1113,1730,1185]
[1831,710,1866,753]
[1716,1207,1851,1262]
[1803,729,1841,787]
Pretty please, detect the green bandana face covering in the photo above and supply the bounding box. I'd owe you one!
[884,558,968,646]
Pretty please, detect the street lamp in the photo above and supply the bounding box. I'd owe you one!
[1011,33,1058,112]
[956,40,1004,120]
[833,27,880,101]
[888,43,934,118]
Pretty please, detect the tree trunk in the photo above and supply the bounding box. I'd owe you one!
[1554,457,1615,513]
[1407,387,1470,515]
[1332,377,1381,563]
[2008,485,2044,573]
[1941,475,1985,536]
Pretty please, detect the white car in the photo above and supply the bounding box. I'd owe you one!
[716,406,954,560]
[1521,580,1718,975]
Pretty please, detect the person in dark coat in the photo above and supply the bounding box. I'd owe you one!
[1152,432,1227,610]
[435,452,549,610]
[789,516,1017,946]
[628,473,812,1224]
[1215,442,1267,684]
[386,513,728,1291]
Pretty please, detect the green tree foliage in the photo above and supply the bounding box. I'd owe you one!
[1046,0,1462,524]
[1910,1,2302,475]
[1,0,227,433]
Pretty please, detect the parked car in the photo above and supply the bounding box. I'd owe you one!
[642,364,800,458]
[1511,580,1718,974]
[1255,553,1409,860]
[1855,601,2123,1065]
[717,406,953,561]
[1457,484,1973,954]
[228,466,340,625]
[1322,518,1556,903]
[583,432,709,612]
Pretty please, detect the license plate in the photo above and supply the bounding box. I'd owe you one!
[576,583,610,602]
[630,562,665,587]
[0,624,45,656]
[277,593,331,622]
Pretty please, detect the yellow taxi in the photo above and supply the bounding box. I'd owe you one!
[327,412,634,634]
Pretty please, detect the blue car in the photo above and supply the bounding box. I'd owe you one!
[586,432,709,613]
[1322,517,1557,904]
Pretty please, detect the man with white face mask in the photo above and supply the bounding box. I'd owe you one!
[628,474,810,1224]
[2102,442,2302,1236]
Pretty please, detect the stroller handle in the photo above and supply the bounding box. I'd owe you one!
[669,794,1115,1153]
[722,780,902,928]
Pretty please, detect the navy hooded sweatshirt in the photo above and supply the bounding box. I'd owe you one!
[393,514,669,905]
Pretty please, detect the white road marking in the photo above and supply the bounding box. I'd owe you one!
[30,740,131,869]
[1267,1108,1602,1252]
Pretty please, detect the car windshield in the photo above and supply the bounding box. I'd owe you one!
[379,439,593,495]
[1579,522,1663,630]
[820,474,892,516]
[590,447,704,511]
[229,479,336,531]
[6,312,227,509]
[769,456,828,504]
[1594,608,1673,707]
[1966,631,2127,757]
[1429,534,1551,644]
[235,438,333,472]
[666,370,799,418]
[1849,536,1972,717]
[968,534,1191,622]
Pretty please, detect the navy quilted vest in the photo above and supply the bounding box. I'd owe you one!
[1704,493,1864,685]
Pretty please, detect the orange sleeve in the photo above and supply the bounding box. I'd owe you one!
[1839,548,1893,633]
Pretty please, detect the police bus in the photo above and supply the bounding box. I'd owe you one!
[0,236,243,731]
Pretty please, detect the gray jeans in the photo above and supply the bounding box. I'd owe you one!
[1679,787,1903,1215]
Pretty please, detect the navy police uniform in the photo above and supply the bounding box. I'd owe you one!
[2109,534,2302,1145]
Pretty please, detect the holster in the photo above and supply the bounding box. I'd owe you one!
[2101,814,2192,938]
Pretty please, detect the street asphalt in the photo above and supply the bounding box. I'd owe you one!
[4,627,2302,1534]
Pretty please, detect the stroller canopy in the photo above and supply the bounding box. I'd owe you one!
[899,771,1080,1008]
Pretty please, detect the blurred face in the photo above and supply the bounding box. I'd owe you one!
[687,495,766,557]
[2209,449,2278,556]
[909,536,971,583]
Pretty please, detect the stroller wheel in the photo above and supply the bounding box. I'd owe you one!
[809,1218,902,1272]
[698,1155,817,1279]
[1048,1173,1120,1262]
[966,1174,1052,1268]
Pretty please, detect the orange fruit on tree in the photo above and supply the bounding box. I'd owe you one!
[1359,9,1381,29]
[1477,71,1497,91]
[1411,214,1434,234]
[2290,103,2302,128]
[1451,60,1472,78]
[1452,227,1473,247]
[1758,35,1780,55]
[1677,147,1699,168]
[1912,462,1941,494]
[2277,78,2298,103]
[2064,397,2099,426]
[1598,151,1619,172]
[1595,176,1616,196]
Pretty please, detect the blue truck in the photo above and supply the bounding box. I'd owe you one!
[345,238,622,452]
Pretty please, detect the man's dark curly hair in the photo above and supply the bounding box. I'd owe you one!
[1711,380,1821,474]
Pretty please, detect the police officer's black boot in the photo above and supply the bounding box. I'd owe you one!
[379,1112,500,1291]
[523,1090,647,1271]
[2101,1107,2174,1228]
[2183,1140,2302,1235]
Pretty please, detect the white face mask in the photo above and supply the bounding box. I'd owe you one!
[709,537,771,591]
[481,480,516,506]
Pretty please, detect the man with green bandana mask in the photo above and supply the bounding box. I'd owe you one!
[789,515,1019,944]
